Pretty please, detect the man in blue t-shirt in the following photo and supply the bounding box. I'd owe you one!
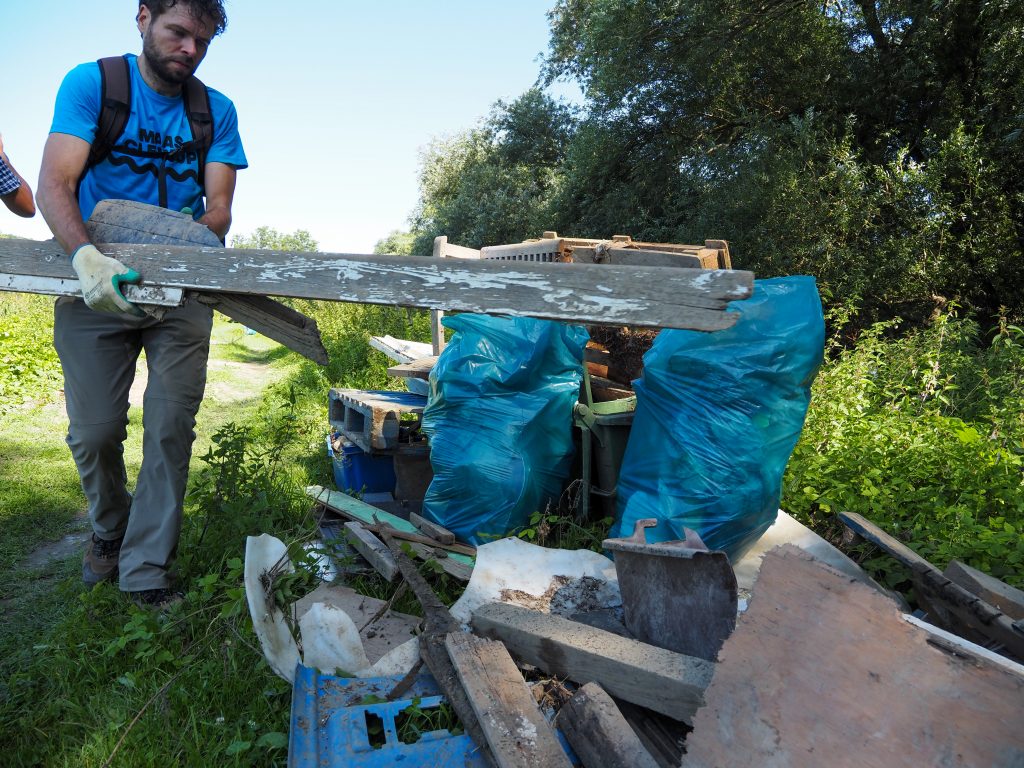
[37,0,247,609]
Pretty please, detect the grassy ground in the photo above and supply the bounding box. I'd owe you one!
[0,304,311,767]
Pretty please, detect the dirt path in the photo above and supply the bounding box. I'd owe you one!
[21,351,282,572]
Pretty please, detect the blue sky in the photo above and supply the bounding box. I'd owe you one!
[2,1,578,252]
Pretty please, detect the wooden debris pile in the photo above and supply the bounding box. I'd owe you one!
[302,486,1024,767]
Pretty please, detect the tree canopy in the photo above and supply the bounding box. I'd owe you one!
[404,0,1024,328]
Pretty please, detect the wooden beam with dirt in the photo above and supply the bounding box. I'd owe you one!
[471,602,714,724]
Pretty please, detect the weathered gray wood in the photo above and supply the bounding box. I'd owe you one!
[471,602,713,724]
[430,237,449,355]
[554,682,660,768]
[362,523,475,558]
[0,271,184,306]
[342,522,398,582]
[409,512,455,544]
[445,632,572,768]
[387,356,438,380]
[683,545,1024,768]
[945,560,1024,622]
[194,293,328,365]
[0,234,754,331]
[380,532,497,768]
[82,200,329,364]
[840,511,1024,658]
[406,542,474,581]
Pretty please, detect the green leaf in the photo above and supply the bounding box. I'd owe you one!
[255,731,289,749]
[226,740,251,755]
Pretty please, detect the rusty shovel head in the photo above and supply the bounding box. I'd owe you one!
[604,519,737,661]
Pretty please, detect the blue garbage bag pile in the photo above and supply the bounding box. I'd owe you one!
[612,277,825,559]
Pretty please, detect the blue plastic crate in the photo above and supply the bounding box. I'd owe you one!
[329,436,396,494]
[289,665,487,767]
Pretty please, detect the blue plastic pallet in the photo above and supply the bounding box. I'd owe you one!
[288,665,487,767]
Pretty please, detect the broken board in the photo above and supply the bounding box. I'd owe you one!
[444,632,572,768]
[307,485,475,580]
[682,545,1024,768]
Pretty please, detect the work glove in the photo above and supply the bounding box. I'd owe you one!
[71,244,145,316]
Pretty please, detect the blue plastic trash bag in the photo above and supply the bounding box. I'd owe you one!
[421,314,588,545]
[612,276,825,560]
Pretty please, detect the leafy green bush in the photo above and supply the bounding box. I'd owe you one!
[0,294,61,412]
[784,313,1024,589]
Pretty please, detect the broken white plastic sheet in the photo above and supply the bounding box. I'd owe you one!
[244,534,420,684]
[450,536,622,627]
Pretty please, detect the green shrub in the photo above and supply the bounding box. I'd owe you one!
[784,313,1024,589]
[0,294,61,412]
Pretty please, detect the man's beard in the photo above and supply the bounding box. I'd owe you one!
[142,33,197,85]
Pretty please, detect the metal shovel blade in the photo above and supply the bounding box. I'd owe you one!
[604,519,737,662]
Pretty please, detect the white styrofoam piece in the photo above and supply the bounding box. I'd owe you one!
[733,509,878,595]
[244,534,300,683]
[298,603,371,676]
[450,537,620,627]
[363,637,420,678]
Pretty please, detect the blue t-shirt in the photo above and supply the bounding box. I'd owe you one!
[49,54,247,220]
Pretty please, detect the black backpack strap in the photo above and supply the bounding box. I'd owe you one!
[182,74,213,191]
[89,55,132,170]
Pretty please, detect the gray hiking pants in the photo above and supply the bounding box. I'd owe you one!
[54,296,213,592]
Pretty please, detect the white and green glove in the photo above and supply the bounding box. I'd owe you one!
[71,244,145,316]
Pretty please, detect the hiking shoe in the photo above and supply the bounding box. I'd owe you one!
[128,588,184,610]
[82,534,122,586]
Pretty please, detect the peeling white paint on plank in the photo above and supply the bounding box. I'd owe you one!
[0,238,754,331]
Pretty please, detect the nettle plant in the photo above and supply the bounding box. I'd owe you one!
[784,312,1024,591]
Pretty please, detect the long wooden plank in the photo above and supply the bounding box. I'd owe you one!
[445,632,572,768]
[839,511,1024,657]
[683,546,1024,768]
[554,682,660,768]
[0,238,754,331]
[944,560,1024,622]
[471,602,713,724]
[194,293,328,364]
[0,272,184,306]
[387,356,438,380]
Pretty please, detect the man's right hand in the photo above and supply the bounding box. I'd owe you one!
[71,244,145,316]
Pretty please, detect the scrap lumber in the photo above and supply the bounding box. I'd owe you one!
[88,200,329,364]
[369,335,433,364]
[554,682,660,768]
[839,511,1024,658]
[380,532,496,768]
[363,524,474,557]
[682,545,1024,768]
[445,632,572,768]
[342,522,398,582]
[307,485,475,580]
[0,271,184,307]
[944,560,1024,622]
[386,356,438,381]
[409,512,456,545]
[0,230,755,332]
[470,602,713,724]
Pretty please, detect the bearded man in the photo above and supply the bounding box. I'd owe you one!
[37,0,247,608]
